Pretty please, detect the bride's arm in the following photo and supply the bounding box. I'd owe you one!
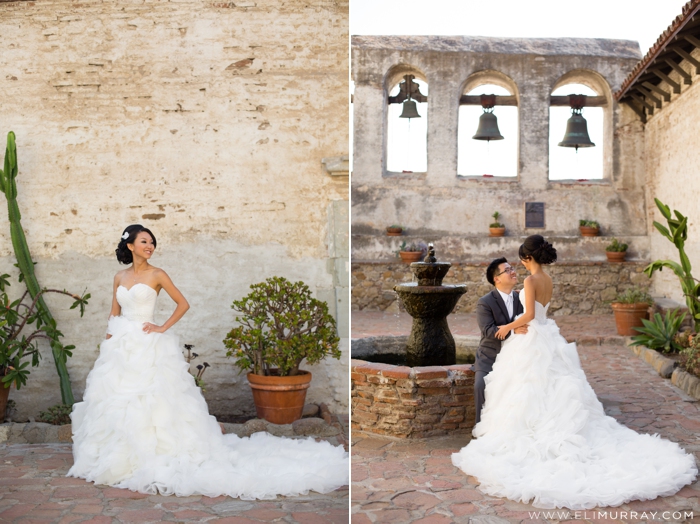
[144,270,190,334]
[105,273,122,339]
[494,277,536,340]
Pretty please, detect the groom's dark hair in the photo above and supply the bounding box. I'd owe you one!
[486,257,508,286]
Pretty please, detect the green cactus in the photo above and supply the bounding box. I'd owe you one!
[0,131,76,405]
[644,198,700,331]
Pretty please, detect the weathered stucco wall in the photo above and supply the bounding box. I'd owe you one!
[644,78,700,303]
[0,0,349,420]
[351,36,646,260]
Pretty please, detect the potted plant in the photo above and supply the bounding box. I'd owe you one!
[223,277,341,424]
[489,212,505,237]
[579,219,600,237]
[605,238,628,262]
[386,225,403,236]
[611,286,653,336]
[0,273,89,419]
[397,241,423,263]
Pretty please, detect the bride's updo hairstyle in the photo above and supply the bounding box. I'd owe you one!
[518,234,557,265]
[115,224,157,265]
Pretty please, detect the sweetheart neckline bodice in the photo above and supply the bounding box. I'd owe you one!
[118,283,158,294]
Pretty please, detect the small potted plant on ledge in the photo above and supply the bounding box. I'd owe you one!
[579,219,600,237]
[397,241,423,263]
[605,238,628,262]
[489,211,505,237]
[611,286,653,336]
[223,277,341,424]
[386,225,403,236]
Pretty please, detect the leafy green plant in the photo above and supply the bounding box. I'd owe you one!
[579,219,599,228]
[613,286,653,305]
[38,403,72,425]
[490,211,504,228]
[630,309,687,353]
[0,131,90,405]
[223,277,341,377]
[680,334,700,378]
[605,238,628,252]
[0,273,89,391]
[644,198,700,331]
[183,343,210,391]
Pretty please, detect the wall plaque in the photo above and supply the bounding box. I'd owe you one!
[525,202,545,229]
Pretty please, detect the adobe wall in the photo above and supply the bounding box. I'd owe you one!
[0,0,349,420]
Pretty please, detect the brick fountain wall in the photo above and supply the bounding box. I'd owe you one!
[351,360,475,438]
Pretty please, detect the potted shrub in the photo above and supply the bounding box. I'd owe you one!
[611,286,653,336]
[397,241,423,263]
[605,238,628,262]
[579,219,600,237]
[489,211,505,237]
[386,225,403,236]
[0,273,89,419]
[223,277,341,424]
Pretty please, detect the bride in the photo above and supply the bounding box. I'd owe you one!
[68,224,349,499]
[451,235,697,510]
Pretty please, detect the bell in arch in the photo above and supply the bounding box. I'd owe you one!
[558,109,594,151]
[473,109,504,141]
[399,99,421,119]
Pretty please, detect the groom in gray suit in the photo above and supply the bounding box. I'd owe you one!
[473,257,528,425]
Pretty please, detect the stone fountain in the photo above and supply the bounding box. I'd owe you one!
[393,244,467,367]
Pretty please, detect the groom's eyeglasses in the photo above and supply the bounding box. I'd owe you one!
[495,266,516,277]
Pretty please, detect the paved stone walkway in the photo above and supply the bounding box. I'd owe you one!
[351,315,700,523]
[0,416,350,523]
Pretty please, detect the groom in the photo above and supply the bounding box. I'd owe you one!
[473,257,527,425]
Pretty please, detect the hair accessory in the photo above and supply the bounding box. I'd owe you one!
[121,232,129,240]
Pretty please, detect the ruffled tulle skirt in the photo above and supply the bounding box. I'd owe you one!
[68,315,348,499]
[451,318,697,509]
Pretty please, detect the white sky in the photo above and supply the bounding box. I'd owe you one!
[351,0,690,179]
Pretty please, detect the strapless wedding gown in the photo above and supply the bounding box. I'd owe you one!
[451,290,697,510]
[68,283,348,499]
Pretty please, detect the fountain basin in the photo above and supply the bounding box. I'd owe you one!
[393,283,467,318]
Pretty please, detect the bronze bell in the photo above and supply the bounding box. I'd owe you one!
[399,100,421,119]
[473,110,504,141]
[558,110,595,151]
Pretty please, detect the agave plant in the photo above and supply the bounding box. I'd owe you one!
[630,309,687,354]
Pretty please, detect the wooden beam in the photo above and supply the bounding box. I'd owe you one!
[459,95,517,106]
[642,81,671,101]
[622,99,647,122]
[629,92,654,114]
[650,68,681,93]
[684,34,700,49]
[635,85,663,108]
[665,58,692,84]
[549,96,607,107]
[674,47,700,74]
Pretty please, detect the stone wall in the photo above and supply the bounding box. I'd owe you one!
[352,261,651,315]
[351,359,475,438]
[351,36,646,263]
[0,0,349,420]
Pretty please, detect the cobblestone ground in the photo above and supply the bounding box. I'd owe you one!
[351,314,700,524]
[0,416,349,523]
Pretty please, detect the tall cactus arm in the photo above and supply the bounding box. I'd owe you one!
[1,132,75,405]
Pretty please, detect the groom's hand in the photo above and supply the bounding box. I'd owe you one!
[514,326,528,335]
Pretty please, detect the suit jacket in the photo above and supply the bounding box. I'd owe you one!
[473,289,524,374]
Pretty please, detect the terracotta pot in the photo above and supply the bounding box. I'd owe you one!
[579,226,599,237]
[489,227,505,237]
[606,251,627,263]
[247,370,312,424]
[386,227,403,236]
[611,302,650,336]
[399,251,423,263]
[0,384,9,423]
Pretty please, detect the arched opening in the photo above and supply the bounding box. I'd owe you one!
[386,69,428,173]
[458,80,518,178]
[548,71,610,181]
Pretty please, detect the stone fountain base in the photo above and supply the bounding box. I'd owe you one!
[351,335,477,438]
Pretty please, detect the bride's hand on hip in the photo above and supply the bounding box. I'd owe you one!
[143,322,164,334]
[495,325,510,340]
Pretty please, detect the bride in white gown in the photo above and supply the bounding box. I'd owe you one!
[68,224,348,499]
[451,235,697,510]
